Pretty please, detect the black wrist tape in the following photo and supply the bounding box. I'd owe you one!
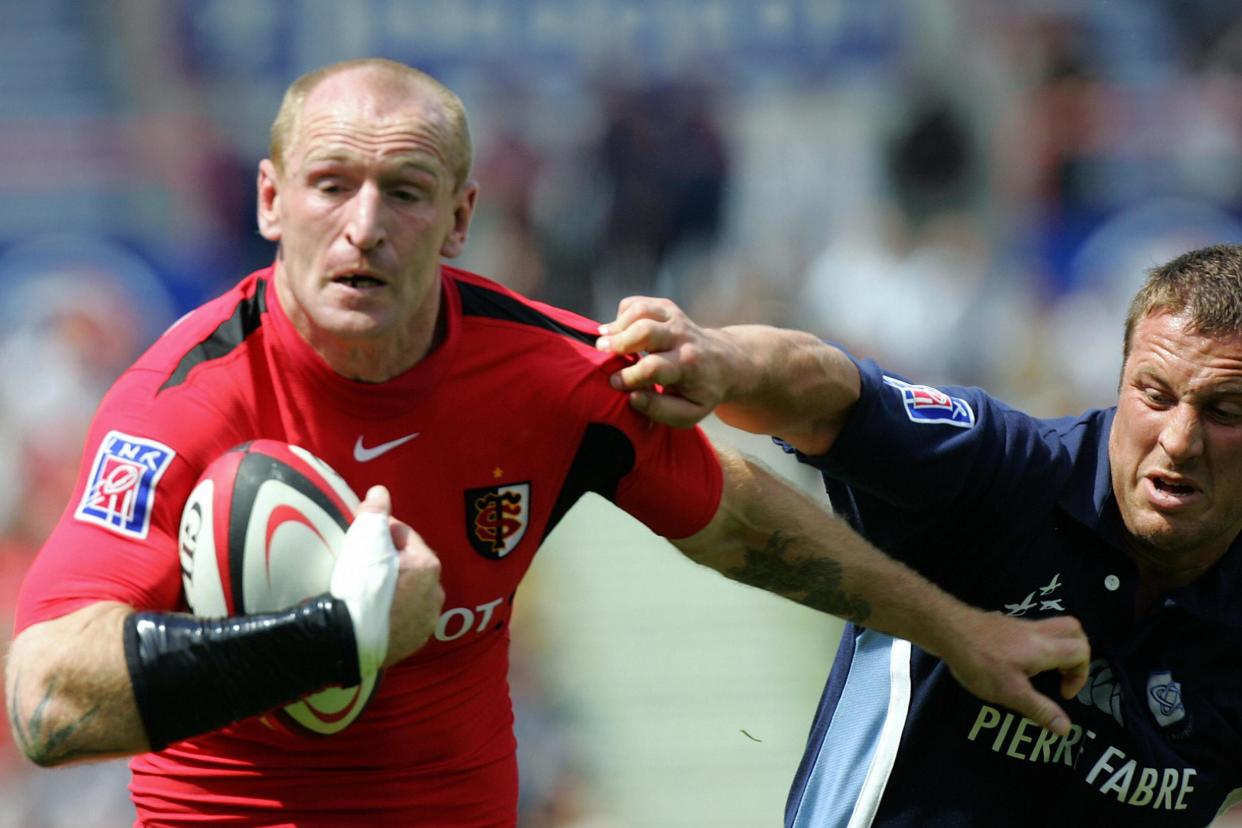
[122,594,360,751]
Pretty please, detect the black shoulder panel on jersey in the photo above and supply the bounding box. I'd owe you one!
[541,422,636,542]
[159,279,268,393]
[457,280,596,346]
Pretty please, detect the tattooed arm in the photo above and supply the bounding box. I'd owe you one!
[6,601,149,765]
[670,446,1091,736]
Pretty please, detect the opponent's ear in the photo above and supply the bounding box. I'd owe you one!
[439,180,479,259]
[257,159,282,242]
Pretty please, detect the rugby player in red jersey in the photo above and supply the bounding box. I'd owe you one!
[6,58,1089,827]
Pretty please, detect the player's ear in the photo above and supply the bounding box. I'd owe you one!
[257,159,282,242]
[439,180,479,259]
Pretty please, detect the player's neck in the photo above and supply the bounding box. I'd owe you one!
[325,301,446,383]
[277,277,446,383]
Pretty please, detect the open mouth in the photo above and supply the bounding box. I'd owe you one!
[1151,477,1196,496]
[333,273,385,289]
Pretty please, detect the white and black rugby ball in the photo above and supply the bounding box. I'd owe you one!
[179,440,379,736]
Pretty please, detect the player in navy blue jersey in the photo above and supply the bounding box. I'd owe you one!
[598,243,1242,826]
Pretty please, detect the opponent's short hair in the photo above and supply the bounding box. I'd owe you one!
[1123,243,1242,361]
[269,58,472,189]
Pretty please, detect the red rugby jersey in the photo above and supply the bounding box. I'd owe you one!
[16,266,723,827]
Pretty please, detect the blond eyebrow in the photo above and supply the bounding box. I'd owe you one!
[390,159,442,178]
[1131,367,1169,386]
[1136,368,1242,400]
[302,150,444,180]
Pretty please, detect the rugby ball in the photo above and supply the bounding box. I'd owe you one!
[179,440,379,736]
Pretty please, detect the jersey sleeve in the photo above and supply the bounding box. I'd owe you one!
[616,417,722,540]
[14,371,241,633]
[570,361,722,540]
[798,355,1066,519]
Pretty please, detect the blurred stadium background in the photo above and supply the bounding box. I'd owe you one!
[4,0,1242,825]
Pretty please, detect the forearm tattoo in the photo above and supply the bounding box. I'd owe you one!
[8,673,103,765]
[732,531,872,623]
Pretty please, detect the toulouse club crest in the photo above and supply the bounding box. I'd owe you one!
[75,430,176,539]
[466,481,530,560]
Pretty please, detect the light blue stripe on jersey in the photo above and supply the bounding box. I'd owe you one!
[790,631,910,828]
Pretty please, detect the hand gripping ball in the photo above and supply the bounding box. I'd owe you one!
[179,440,380,736]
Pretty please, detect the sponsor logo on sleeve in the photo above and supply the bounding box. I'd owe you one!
[883,375,976,428]
[74,431,176,539]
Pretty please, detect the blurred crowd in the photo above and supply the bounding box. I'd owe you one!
[5,0,1242,825]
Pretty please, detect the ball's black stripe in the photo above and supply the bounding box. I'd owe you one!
[228,450,353,614]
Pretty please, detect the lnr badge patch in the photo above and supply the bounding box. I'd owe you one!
[75,430,176,539]
[882,375,976,428]
[466,482,530,559]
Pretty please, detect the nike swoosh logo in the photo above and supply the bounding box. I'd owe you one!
[353,432,420,462]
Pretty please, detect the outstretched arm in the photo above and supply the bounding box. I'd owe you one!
[597,296,859,455]
[671,446,1090,736]
[5,486,443,766]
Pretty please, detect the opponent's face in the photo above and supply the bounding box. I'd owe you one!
[1110,310,1242,575]
[258,67,476,348]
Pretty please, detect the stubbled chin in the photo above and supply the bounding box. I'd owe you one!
[1127,503,1210,553]
[329,309,391,335]
[301,303,393,341]
[1120,494,1178,539]
[325,280,389,306]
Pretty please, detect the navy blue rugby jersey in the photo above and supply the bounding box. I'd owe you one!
[783,356,1242,828]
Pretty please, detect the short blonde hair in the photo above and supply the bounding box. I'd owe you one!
[1123,244,1242,362]
[268,58,473,189]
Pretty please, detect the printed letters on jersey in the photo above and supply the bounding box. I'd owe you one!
[882,375,975,428]
[74,430,176,539]
[466,481,530,560]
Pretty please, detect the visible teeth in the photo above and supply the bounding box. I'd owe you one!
[337,275,381,287]
[1155,479,1192,494]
